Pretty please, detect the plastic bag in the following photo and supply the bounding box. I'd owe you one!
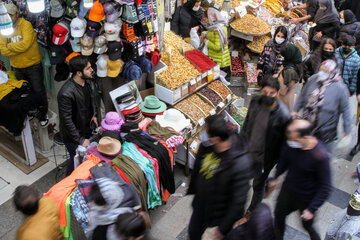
[333,135,352,159]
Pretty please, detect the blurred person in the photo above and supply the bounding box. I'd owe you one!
[57,55,97,176]
[239,77,291,224]
[269,119,332,240]
[14,185,64,240]
[203,8,230,77]
[171,0,203,38]
[278,43,303,110]
[350,78,360,155]
[187,115,252,240]
[257,26,288,84]
[0,3,48,126]
[325,188,360,240]
[292,59,351,153]
[225,203,276,240]
[340,0,360,21]
[290,0,318,25]
[303,38,340,82]
[337,10,360,53]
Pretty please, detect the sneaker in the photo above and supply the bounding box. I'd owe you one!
[40,114,49,128]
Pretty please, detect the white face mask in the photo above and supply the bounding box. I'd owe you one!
[192,6,200,11]
[287,140,302,149]
[340,19,345,24]
[275,37,285,44]
[316,70,329,82]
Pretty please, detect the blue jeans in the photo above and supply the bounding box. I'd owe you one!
[64,141,77,176]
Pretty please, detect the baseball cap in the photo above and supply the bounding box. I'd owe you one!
[103,2,119,22]
[70,37,81,52]
[5,3,18,15]
[52,21,70,45]
[81,35,94,56]
[94,35,107,54]
[78,0,90,18]
[89,0,105,22]
[70,17,87,37]
[86,20,101,38]
[107,59,122,77]
[50,45,67,65]
[50,0,65,18]
[104,22,120,41]
[96,55,108,77]
[107,40,123,60]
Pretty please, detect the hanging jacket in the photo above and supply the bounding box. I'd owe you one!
[0,18,41,68]
[337,10,360,51]
[207,26,231,68]
[336,47,360,94]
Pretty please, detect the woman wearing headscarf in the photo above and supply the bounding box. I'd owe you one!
[337,10,360,53]
[203,8,231,73]
[171,0,203,38]
[256,26,288,84]
[303,38,340,82]
[278,43,303,110]
[292,60,351,153]
[309,0,340,51]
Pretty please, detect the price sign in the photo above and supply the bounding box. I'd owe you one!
[202,72,207,78]
[191,127,197,136]
[235,5,247,18]
[196,76,202,83]
[208,69,213,76]
[214,3,220,9]
[198,118,205,126]
[231,51,239,57]
[190,140,199,151]
[210,109,216,115]
[182,84,188,91]
[227,94,232,102]
[218,102,225,108]
[190,78,196,85]
[169,46,172,63]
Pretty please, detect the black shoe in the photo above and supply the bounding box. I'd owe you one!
[350,144,360,156]
[39,114,49,127]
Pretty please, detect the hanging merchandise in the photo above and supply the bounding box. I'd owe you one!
[96,54,108,78]
[0,3,13,36]
[70,17,87,38]
[107,59,123,78]
[104,22,121,41]
[107,40,123,60]
[70,37,81,52]
[50,0,64,18]
[86,20,102,38]
[80,35,94,56]
[103,2,119,22]
[94,35,107,54]
[121,60,142,81]
[89,0,105,22]
[52,20,70,45]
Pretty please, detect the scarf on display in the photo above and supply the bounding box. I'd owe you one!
[87,177,133,236]
[183,0,203,22]
[314,0,339,24]
[207,8,228,52]
[303,60,341,125]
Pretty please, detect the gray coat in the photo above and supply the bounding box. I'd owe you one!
[293,76,351,143]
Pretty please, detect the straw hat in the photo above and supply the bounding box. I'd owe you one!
[97,136,121,157]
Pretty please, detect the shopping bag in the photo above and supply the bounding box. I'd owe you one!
[333,135,352,159]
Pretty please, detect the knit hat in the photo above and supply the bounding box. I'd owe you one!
[103,2,119,22]
[52,21,70,45]
[89,0,105,22]
[139,95,167,114]
[155,108,191,132]
[86,20,102,38]
[94,35,107,54]
[96,54,108,77]
[101,111,124,131]
[135,55,153,73]
[97,136,121,156]
[147,50,160,66]
[50,0,65,18]
[121,61,142,80]
[70,37,81,52]
[81,35,94,56]
[107,59,122,77]
[70,17,87,37]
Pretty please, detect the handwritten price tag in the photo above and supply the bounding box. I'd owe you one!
[218,102,225,108]
[210,109,216,115]
[198,118,205,126]
[190,78,196,85]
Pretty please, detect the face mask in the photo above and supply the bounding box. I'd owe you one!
[192,6,200,11]
[340,19,345,24]
[316,70,329,82]
[322,50,334,59]
[261,95,276,106]
[287,140,302,149]
[275,37,285,44]
[199,130,213,147]
[342,47,352,55]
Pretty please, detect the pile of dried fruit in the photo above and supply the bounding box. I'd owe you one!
[198,87,223,106]
[246,35,271,53]
[208,80,231,99]
[164,31,194,53]
[188,94,214,115]
[158,46,201,90]
[175,99,206,123]
[230,14,271,35]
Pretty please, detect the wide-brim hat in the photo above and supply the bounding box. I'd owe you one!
[155,108,190,132]
[101,111,124,131]
[139,95,166,114]
[97,136,121,157]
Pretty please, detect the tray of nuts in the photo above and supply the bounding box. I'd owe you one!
[246,34,271,54]
[188,94,215,115]
[174,99,207,124]
[198,87,224,106]
[208,80,232,100]
[230,14,271,36]
[164,31,194,53]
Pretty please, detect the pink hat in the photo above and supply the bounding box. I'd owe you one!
[101,111,124,131]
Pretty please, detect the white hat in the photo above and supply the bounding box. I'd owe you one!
[94,35,107,54]
[96,55,108,77]
[155,108,191,132]
[50,0,64,18]
[70,17,87,38]
[104,22,120,42]
[70,37,81,52]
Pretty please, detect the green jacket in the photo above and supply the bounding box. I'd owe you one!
[207,26,231,68]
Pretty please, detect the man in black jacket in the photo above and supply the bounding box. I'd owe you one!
[240,77,291,224]
[269,119,332,240]
[57,55,97,175]
[187,115,252,240]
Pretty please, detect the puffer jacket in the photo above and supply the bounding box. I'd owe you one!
[171,6,200,38]
[57,79,96,145]
[207,26,231,68]
[337,10,360,51]
[187,133,252,235]
[242,96,291,171]
[336,47,360,94]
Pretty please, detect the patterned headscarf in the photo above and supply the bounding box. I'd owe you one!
[207,8,228,52]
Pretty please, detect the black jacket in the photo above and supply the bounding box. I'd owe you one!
[57,79,96,144]
[338,10,360,51]
[171,6,201,38]
[187,133,252,235]
[242,96,291,172]
[303,51,341,81]
[341,0,360,21]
